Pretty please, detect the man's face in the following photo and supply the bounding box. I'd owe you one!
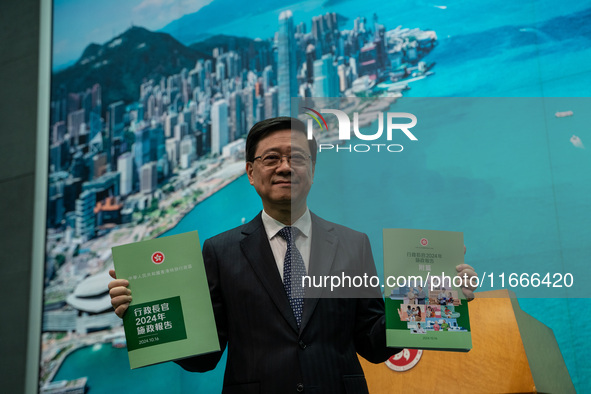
[246,129,315,215]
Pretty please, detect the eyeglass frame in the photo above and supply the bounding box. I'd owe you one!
[251,152,312,167]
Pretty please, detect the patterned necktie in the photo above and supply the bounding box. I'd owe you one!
[278,226,307,327]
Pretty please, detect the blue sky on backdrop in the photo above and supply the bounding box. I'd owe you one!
[53,0,591,71]
[53,0,213,69]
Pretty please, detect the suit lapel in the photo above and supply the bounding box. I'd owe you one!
[240,213,300,333]
[299,213,339,333]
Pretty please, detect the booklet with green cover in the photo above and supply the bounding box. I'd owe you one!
[111,230,219,369]
[383,228,472,351]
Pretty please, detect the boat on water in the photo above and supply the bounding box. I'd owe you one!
[570,135,584,148]
[112,337,127,348]
[555,110,574,117]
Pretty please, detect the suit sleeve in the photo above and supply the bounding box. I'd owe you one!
[353,234,402,363]
[175,238,228,372]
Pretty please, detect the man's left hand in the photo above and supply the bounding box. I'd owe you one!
[456,246,477,301]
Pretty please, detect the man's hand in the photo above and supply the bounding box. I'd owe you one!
[108,269,132,318]
[456,245,477,301]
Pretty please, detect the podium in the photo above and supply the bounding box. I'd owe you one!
[360,290,575,393]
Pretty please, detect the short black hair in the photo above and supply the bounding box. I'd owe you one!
[245,117,317,163]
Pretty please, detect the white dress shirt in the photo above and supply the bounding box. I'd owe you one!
[261,208,312,280]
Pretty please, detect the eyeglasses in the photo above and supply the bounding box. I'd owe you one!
[253,152,311,167]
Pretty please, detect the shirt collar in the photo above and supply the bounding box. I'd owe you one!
[261,208,311,240]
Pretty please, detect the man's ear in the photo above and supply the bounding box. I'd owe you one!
[246,162,254,185]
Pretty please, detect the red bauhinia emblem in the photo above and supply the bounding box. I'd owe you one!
[420,238,428,246]
[385,348,423,372]
[151,251,165,264]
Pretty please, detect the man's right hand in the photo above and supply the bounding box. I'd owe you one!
[108,269,132,318]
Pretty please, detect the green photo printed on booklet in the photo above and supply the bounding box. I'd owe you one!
[383,228,472,352]
[112,230,219,369]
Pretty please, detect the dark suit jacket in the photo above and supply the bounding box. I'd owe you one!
[177,212,397,393]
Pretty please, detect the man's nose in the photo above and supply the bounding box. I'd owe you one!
[275,156,292,172]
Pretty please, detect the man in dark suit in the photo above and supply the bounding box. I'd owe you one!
[109,117,476,393]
